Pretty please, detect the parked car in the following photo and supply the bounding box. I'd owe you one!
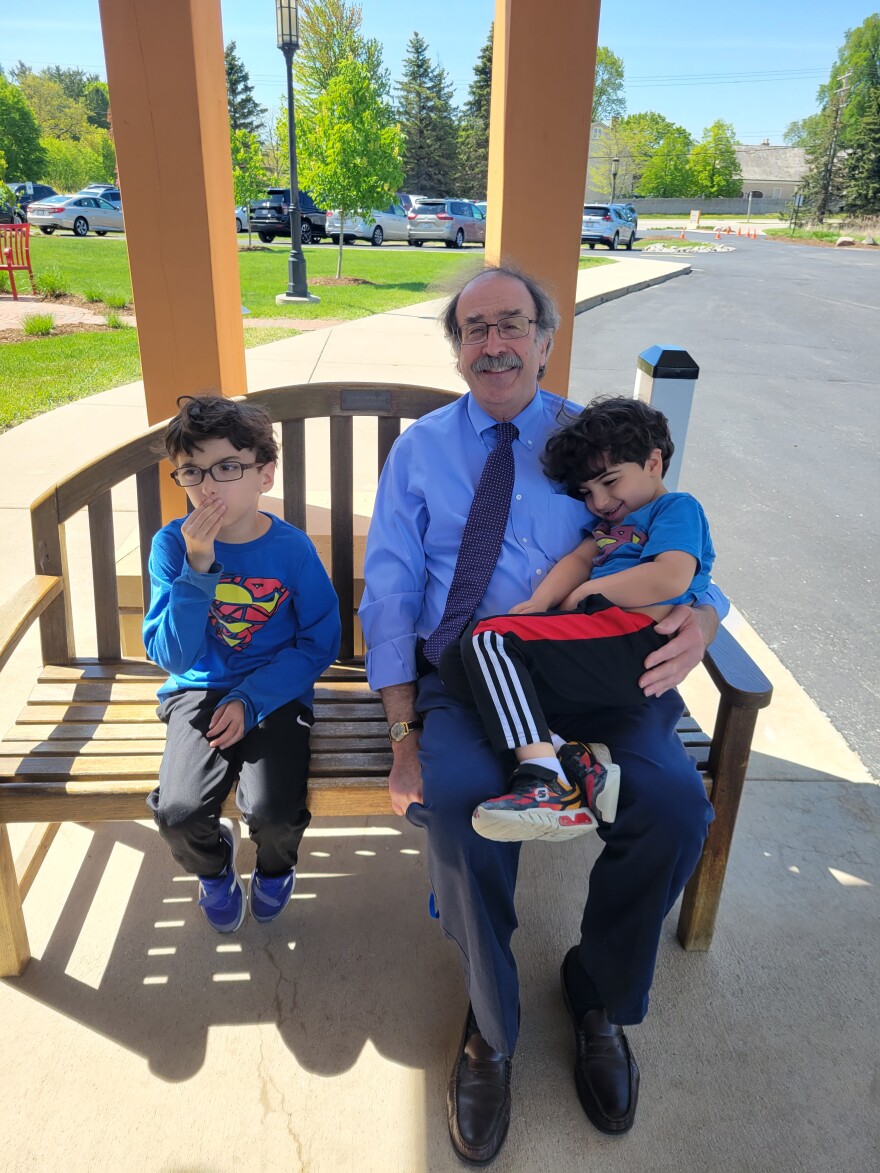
[407,199,486,248]
[9,182,57,214]
[235,205,249,232]
[27,194,125,237]
[326,203,410,246]
[474,201,487,219]
[248,188,326,245]
[76,186,121,207]
[397,193,426,212]
[612,202,638,233]
[0,201,26,225]
[580,203,636,250]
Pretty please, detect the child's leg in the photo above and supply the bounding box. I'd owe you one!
[235,698,313,876]
[147,689,239,877]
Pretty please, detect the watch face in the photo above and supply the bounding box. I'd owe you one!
[389,722,406,742]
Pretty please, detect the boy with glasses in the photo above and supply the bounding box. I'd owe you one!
[144,395,341,932]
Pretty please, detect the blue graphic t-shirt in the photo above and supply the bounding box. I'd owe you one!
[587,492,715,606]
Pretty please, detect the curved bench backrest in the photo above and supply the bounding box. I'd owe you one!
[31,382,460,665]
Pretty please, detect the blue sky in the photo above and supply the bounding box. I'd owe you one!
[2,2,875,144]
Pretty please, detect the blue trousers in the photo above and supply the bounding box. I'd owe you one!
[408,671,713,1056]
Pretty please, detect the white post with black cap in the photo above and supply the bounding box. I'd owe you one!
[632,346,700,492]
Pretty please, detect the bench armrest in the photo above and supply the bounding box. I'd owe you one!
[702,623,773,711]
[0,576,63,674]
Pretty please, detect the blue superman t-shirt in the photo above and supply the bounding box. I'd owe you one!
[586,492,715,606]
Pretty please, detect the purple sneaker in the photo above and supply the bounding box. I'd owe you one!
[197,819,246,934]
[248,866,296,924]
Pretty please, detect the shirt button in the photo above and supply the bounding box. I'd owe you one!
[536,568,543,575]
[521,537,528,544]
[527,440,533,447]
[515,494,522,501]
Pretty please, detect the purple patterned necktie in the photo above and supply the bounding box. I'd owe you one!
[423,421,519,666]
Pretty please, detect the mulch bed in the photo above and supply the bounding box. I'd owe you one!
[308,276,376,286]
[0,323,119,344]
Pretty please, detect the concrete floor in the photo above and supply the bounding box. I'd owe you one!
[1,259,877,1172]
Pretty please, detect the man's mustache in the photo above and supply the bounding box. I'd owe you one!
[471,353,523,373]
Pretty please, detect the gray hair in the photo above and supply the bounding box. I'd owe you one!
[440,265,561,379]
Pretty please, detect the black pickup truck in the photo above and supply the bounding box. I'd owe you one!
[248,188,327,244]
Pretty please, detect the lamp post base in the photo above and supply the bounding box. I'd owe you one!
[275,292,321,304]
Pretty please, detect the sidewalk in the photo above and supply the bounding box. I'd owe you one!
[0,256,876,1173]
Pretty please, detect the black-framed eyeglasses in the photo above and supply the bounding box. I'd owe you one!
[170,460,264,487]
[457,314,536,345]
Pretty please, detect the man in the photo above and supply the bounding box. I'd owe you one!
[359,267,724,1165]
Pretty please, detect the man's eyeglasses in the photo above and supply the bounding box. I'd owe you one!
[170,460,264,487]
[457,314,536,345]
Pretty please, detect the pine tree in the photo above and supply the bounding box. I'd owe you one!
[396,33,435,193]
[225,42,265,135]
[396,34,459,195]
[844,85,880,215]
[455,25,493,198]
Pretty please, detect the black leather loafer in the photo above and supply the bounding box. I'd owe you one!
[560,947,640,1134]
[447,1006,512,1165]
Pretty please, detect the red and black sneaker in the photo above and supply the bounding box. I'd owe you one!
[472,763,599,842]
[558,742,620,824]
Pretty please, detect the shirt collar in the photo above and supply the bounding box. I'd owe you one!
[465,386,545,446]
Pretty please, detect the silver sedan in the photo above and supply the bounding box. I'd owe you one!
[27,194,125,237]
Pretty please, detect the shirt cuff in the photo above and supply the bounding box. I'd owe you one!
[365,634,419,691]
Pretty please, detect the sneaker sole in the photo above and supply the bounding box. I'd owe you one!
[589,743,621,825]
[472,805,599,842]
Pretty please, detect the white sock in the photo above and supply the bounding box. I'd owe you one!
[550,733,567,752]
[521,755,561,776]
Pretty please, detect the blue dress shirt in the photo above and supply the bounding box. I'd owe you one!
[359,388,728,691]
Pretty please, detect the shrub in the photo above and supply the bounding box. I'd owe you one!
[23,314,54,336]
[35,268,67,297]
[104,312,129,329]
[104,293,130,309]
[83,288,104,303]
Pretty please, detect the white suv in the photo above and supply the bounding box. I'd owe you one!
[581,204,636,250]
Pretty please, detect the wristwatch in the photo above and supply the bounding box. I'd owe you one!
[388,719,423,743]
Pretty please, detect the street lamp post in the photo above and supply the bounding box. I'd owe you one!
[275,0,315,303]
[611,156,620,204]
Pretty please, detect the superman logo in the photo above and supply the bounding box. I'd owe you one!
[593,523,648,566]
[209,576,289,651]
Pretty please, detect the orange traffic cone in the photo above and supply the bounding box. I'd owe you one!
[680,227,686,240]
[715,227,721,240]
[725,225,731,234]
[737,225,742,236]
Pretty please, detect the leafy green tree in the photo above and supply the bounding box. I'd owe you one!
[455,24,493,198]
[0,76,46,180]
[83,80,110,130]
[688,120,742,197]
[613,112,680,192]
[231,128,268,245]
[292,0,389,124]
[261,104,288,185]
[41,138,98,191]
[796,15,880,219]
[298,58,403,276]
[225,42,265,135]
[635,127,695,197]
[844,85,880,215]
[16,72,90,140]
[593,47,626,125]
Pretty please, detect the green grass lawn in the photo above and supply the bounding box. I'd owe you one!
[0,325,300,432]
[764,226,852,243]
[25,236,483,319]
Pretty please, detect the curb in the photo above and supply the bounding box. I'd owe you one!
[575,263,691,315]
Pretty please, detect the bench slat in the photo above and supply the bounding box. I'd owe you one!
[0,734,390,756]
[0,749,394,779]
[27,680,379,703]
[15,701,385,724]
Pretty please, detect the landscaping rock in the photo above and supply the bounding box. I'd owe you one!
[835,236,855,247]
[862,234,877,246]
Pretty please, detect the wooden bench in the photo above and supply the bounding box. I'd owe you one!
[1,222,37,300]
[0,382,772,977]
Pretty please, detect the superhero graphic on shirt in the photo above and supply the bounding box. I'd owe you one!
[209,576,290,650]
[591,523,648,568]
